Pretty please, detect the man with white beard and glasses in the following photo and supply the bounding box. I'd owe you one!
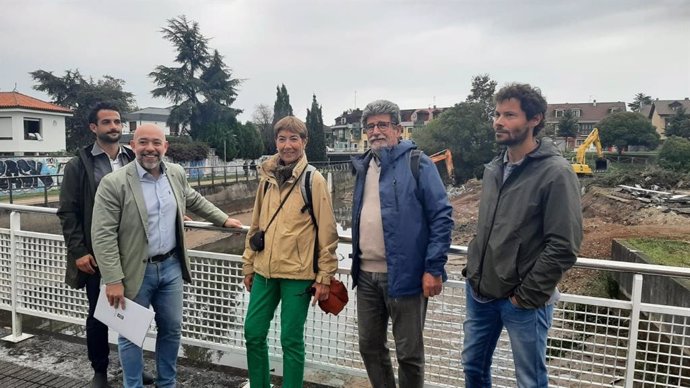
[350,99,453,387]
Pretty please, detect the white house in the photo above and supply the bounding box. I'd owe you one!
[0,91,72,156]
[123,107,176,135]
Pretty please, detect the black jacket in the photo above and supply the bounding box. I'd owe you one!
[465,139,583,308]
[57,144,135,289]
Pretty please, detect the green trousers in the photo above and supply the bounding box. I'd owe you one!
[244,273,312,388]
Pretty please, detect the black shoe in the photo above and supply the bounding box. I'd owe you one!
[142,370,155,385]
[90,372,108,388]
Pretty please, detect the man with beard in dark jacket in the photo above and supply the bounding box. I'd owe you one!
[57,102,153,388]
[462,83,583,388]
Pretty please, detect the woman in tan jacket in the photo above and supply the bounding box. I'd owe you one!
[242,116,338,388]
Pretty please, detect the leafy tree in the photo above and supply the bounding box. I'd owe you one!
[268,84,293,154]
[557,109,579,149]
[413,102,496,184]
[30,69,136,152]
[597,112,660,155]
[658,136,690,172]
[664,106,690,139]
[466,74,497,121]
[166,136,210,162]
[628,92,653,112]
[235,122,264,160]
[252,104,274,155]
[197,122,238,161]
[305,94,327,162]
[150,16,241,138]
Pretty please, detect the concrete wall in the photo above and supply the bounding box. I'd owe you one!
[612,239,690,343]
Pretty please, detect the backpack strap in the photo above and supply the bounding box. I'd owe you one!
[299,164,320,274]
[409,149,422,183]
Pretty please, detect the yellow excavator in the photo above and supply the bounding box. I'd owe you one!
[571,128,608,176]
[429,149,455,185]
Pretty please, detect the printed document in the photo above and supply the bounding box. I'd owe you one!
[94,284,155,347]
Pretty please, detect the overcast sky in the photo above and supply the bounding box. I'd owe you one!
[1,0,688,124]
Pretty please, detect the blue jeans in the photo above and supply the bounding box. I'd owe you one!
[462,282,553,388]
[118,255,183,388]
[356,271,428,388]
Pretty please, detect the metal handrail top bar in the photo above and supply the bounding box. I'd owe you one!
[4,203,690,279]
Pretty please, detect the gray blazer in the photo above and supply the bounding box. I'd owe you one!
[91,161,228,299]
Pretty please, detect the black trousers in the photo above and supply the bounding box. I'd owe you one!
[85,272,109,373]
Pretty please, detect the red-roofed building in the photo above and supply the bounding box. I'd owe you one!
[544,100,626,149]
[0,91,72,155]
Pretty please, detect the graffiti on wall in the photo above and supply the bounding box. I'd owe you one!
[0,158,62,193]
[183,159,207,180]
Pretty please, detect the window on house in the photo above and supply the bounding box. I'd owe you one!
[24,118,42,140]
[554,110,563,118]
[129,121,137,132]
[0,117,12,140]
[572,109,581,117]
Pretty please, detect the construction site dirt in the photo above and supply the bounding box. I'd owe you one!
[448,179,690,295]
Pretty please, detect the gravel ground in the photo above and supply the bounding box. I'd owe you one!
[0,315,342,387]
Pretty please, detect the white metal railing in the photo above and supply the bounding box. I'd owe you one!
[1,204,690,387]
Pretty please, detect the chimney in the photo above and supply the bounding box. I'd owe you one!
[593,99,597,107]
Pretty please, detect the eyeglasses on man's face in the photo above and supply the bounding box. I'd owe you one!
[365,121,393,132]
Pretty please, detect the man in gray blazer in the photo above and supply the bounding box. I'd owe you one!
[92,123,242,388]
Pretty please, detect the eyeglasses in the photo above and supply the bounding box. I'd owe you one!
[365,121,393,132]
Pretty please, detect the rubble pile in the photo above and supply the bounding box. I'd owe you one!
[613,185,690,216]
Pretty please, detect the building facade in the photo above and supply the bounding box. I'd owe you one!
[0,92,72,156]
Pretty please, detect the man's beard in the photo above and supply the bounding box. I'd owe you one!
[97,131,122,144]
[138,154,161,172]
[496,126,530,146]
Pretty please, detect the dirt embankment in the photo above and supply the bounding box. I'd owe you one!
[449,180,690,295]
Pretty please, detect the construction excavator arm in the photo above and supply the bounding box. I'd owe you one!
[429,149,455,185]
[572,128,607,176]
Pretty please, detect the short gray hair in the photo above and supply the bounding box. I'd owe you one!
[361,100,401,126]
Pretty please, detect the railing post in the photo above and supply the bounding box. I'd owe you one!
[2,211,33,343]
[624,274,643,388]
[8,179,13,204]
[43,181,48,206]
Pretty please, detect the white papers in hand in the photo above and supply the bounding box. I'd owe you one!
[94,284,155,347]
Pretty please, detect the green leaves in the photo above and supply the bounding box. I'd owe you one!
[150,16,241,138]
[305,94,327,162]
[30,69,135,152]
[597,112,660,154]
[414,102,496,184]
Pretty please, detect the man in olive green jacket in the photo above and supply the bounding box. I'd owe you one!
[91,124,242,388]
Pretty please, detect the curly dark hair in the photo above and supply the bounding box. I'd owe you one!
[494,83,547,135]
[87,102,121,125]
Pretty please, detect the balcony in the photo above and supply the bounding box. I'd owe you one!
[1,204,689,387]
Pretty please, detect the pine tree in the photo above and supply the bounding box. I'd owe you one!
[268,84,293,154]
[150,16,241,138]
[305,94,327,162]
